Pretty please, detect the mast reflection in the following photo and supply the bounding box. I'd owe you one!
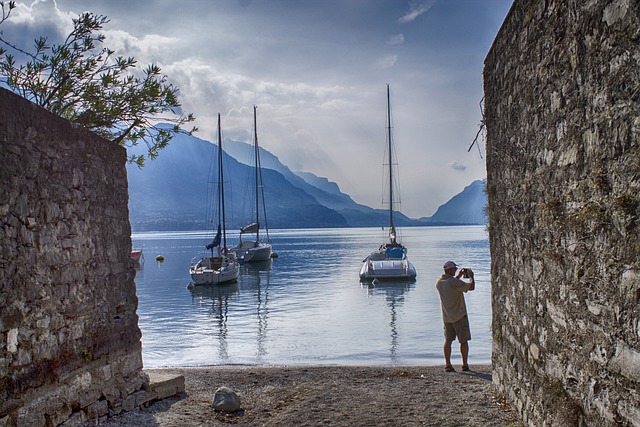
[239,260,272,359]
[188,282,240,360]
[362,280,415,362]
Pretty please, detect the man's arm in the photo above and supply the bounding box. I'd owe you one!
[456,269,475,291]
[468,271,475,291]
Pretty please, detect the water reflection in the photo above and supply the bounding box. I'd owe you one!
[362,280,415,363]
[133,226,492,367]
[186,260,273,362]
[189,282,240,359]
[238,261,272,358]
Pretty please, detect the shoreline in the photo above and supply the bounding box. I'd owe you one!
[103,364,522,426]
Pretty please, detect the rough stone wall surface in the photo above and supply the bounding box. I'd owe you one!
[0,87,149,426]
[484,0,640,426]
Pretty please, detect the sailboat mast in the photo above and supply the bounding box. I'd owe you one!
[218,113,228,250]
[253,105,260,240]
[386,84,395,240]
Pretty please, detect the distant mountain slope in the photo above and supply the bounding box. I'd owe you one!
[224,139,423,227]
[126,133,347,231]
[126,128,486,231]
[224,140,371,213]
[420,179,487,225]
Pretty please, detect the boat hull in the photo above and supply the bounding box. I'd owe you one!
[359,253,417,281]
[130,249,143,263]
[190,256,239,285]
[231,241,272,263]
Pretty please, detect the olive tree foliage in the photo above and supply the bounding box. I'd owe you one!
[0,7,196,166]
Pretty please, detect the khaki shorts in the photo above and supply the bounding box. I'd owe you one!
[444,315,471,343]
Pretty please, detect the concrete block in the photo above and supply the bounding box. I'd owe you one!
[146,371,186,400]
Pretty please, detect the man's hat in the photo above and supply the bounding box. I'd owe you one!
[443,261,457,269]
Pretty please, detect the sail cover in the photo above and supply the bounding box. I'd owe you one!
[206,224,222,249]
[240,222,259,234]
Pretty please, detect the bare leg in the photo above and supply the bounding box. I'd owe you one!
[460,341,469,368]
[444,340,453,368]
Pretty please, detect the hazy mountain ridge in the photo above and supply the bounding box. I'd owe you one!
[126,131,486,231]
[420,179,488,225]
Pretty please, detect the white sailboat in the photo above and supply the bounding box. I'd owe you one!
[231,106,273,263]
[189,113,240,285]
[360,84,417,282]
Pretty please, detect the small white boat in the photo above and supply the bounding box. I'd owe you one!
[232,226,272,263]
[231,106,273,263]
[360,85,416,282]
[190,113,239,285]
[359,244,416,281]
[189,253,240,285]
[130,248,143,264]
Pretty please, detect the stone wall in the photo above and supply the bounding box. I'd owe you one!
[0,88,151,425]
[484,0,639,426]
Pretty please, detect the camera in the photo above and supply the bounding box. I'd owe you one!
[461,268,469,278]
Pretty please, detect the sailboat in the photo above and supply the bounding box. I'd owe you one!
[359,84,417,282]
[230,106,273,263]
[189,113,240,285]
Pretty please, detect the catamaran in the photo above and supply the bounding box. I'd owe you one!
[359,85,417,281]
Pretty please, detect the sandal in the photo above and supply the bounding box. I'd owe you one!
[462,365,470,371]
[445,366,455,372]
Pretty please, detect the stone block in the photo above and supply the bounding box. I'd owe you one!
[59,410,87,427]
[146,371,186,400]
[134,389,157,407]
[121,394,136,412]
[85,399,109,420]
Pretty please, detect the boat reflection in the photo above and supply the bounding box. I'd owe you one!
[186,260,272,362]
[188,282,240,359]
[362,279,415,363]
[238,261,272,358]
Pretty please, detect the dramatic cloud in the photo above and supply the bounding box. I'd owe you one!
[0,0,513,217]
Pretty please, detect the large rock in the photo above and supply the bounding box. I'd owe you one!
[212,387,242,412]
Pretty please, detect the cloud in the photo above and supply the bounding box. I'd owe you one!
[450,162,467,171]
[2,0,512,218]
[375,54,398,69]
[398,0,436,24]
[387,33,405,45]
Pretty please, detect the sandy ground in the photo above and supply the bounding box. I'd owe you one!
[101,364,521,426]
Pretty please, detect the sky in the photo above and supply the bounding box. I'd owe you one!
[1,0,513,218]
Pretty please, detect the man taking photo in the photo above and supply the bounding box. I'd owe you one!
[435,260,475,372]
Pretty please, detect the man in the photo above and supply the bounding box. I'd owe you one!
[435,260,475,372]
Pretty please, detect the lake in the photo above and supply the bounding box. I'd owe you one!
[132,225,491,368]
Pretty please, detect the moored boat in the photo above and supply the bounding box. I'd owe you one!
[130,247,143,265]
[189,113,239,285]
[360,85,416,282]
[231,106,273,263]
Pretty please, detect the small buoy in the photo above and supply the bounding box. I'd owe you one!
[156,255,165,262]
[270,252,279,259]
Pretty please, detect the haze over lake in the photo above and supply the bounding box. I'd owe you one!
[133,226,491,367]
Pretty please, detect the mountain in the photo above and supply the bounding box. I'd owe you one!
[126,129,486,231]
[126,133,348,231]
[420,179,488,225]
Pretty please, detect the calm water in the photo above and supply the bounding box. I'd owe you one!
[132,226,491,368]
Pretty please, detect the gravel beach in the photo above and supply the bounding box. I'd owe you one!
[102,364,521,426]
